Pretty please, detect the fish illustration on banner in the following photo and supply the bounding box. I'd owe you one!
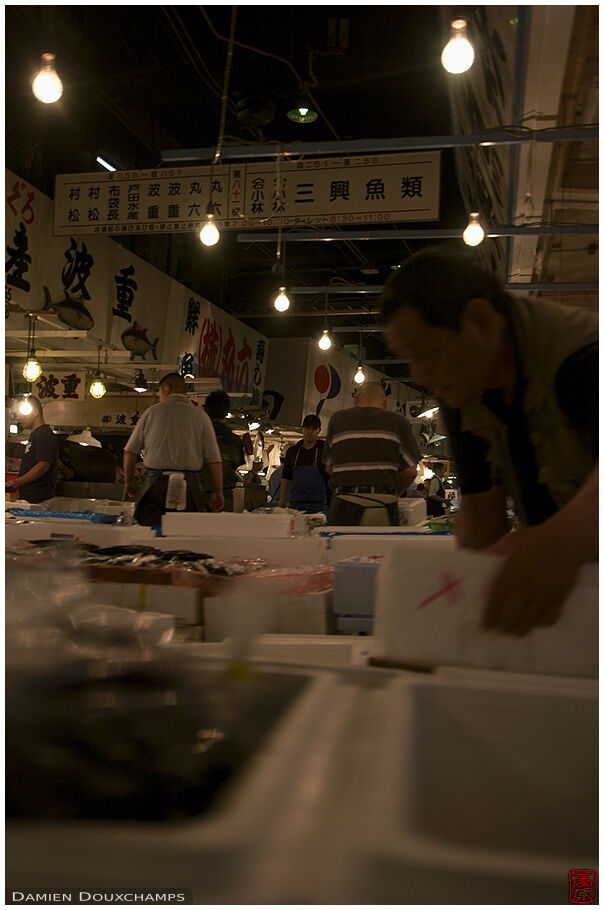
[121,321,159,360]
[314,364,341,416]
[43,285,95,331]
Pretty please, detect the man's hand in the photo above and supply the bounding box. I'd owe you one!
[482,524,584,637]
[125,482,138,500]
[5,479,17,492]
[208,490,224,512]
[278,498,287,509]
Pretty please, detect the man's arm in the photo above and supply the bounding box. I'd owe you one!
[455,486,508,549]
[483,466,598,636]
[428,476,450,509]
[279,477,291,507]
[207,461,224,512]
[123,451,139,500]
[399,465,417,494]
[6,460,50,491]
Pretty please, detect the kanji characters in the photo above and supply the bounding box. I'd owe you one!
[235,336,252,392]
[5,222,32,292]
[62,237,94,299]
[115,414,127,425]
[185,297,201,335]
[61,373,81,399]
[113,264,137,322]
[401,176,423,198]
[329,180,350,202]
[220,329,236,388]
[36,374,59,399]
[365,178,385,200]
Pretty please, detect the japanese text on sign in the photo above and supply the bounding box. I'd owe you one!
[53,152,440,235]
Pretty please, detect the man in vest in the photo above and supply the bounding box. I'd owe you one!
[380,248,597,637]
[426,462,450,517]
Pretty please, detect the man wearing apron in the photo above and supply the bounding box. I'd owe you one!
[426,462,450,517]
[123,373,224,526]
[279,414,328,514]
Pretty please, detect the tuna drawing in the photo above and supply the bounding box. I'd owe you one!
[43,286,95,331]
[121,321,159,360]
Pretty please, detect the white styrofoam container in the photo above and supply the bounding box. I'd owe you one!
[153,535,328,567]
[182,635,373,667]
[5,518,156,546]
[162,511,297,538]
[87,581,203,625]
[6,661,596,905]
[204,590,332,641]
[321,533,456,565]
[397,497,427,525]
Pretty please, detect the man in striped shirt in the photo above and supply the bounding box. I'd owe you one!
[323,382,421,526]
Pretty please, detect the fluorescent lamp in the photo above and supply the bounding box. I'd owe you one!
[96,156,116,172]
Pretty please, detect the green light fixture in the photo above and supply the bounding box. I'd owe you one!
[287,98,318,123]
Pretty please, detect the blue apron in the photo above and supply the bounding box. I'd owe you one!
[287,445,327,514]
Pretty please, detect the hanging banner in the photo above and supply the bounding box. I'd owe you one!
[34,370,87,402]
[53,151,440,235]
[175,291,268,406]
[5,171,53,310]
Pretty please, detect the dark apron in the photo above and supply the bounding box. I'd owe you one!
[287,446,327,514]
[134,468,206,527]
[426,476,446,517]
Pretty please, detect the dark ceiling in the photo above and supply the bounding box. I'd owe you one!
[6,4,470,376]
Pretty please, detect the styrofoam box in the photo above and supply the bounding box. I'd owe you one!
[333,558,381,617]
[5,518,156,546]
[153,535,328,567]
[204,590,332,641]
[6,661,596,904]
[321,533,456,565]
[397,497,427,525]
[86,582,203,625]
[183,635,373,667]
[162,511,298,538]
[52,497,135,517]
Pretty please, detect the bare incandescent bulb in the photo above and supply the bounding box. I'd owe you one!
[199,213,220,246]
[273,287,291,312]
[23,358,42,382]
[462,212,485,247]
[89,377,106,399]
[354,365,366,384]
[441,19,475,74]
[32,53,64,103]
[318,329,332,351]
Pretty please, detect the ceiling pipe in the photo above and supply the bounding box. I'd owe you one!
[162,126,598,162]
[286,282,599,294]
[237,225,597,243]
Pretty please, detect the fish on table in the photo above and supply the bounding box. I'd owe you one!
[43,286,95,331]
[121,322,159,360]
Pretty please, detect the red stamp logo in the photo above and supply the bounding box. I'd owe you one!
[569,869,598,903]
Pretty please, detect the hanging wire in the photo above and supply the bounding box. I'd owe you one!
[208,6,238,211]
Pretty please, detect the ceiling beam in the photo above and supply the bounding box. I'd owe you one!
[162,126,598,162]
[237,225,598,243]
[287,282,599,294]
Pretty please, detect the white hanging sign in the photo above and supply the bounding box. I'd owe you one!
[53,151,440,235]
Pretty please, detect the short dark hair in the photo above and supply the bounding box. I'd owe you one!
[158,372,187,394]
[302,413,321,430]
[380,247,510,330]
[204,389,230,420]
[25,395,43,415]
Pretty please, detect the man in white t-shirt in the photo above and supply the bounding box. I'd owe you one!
[123,372,223,526]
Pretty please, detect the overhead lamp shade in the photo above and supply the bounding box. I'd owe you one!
[133,370,148,393]
[67,428,102,448]
[287,99,318,123]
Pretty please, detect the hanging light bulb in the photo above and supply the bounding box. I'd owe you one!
[354,365,366,385]
[418,404,440,419]
[133,370,148,393]
[462,212,485,247]
[32,52,64,103]
[22,358,42,382]
[89,345,106,398]
[441,19,475,74]
[9,424,18,435]
[318,329,332,351]
[89,377,106,399]
[199,211,220,246]
[273,286,290,312]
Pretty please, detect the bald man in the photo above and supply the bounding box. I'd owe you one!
[323,381,421,526]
